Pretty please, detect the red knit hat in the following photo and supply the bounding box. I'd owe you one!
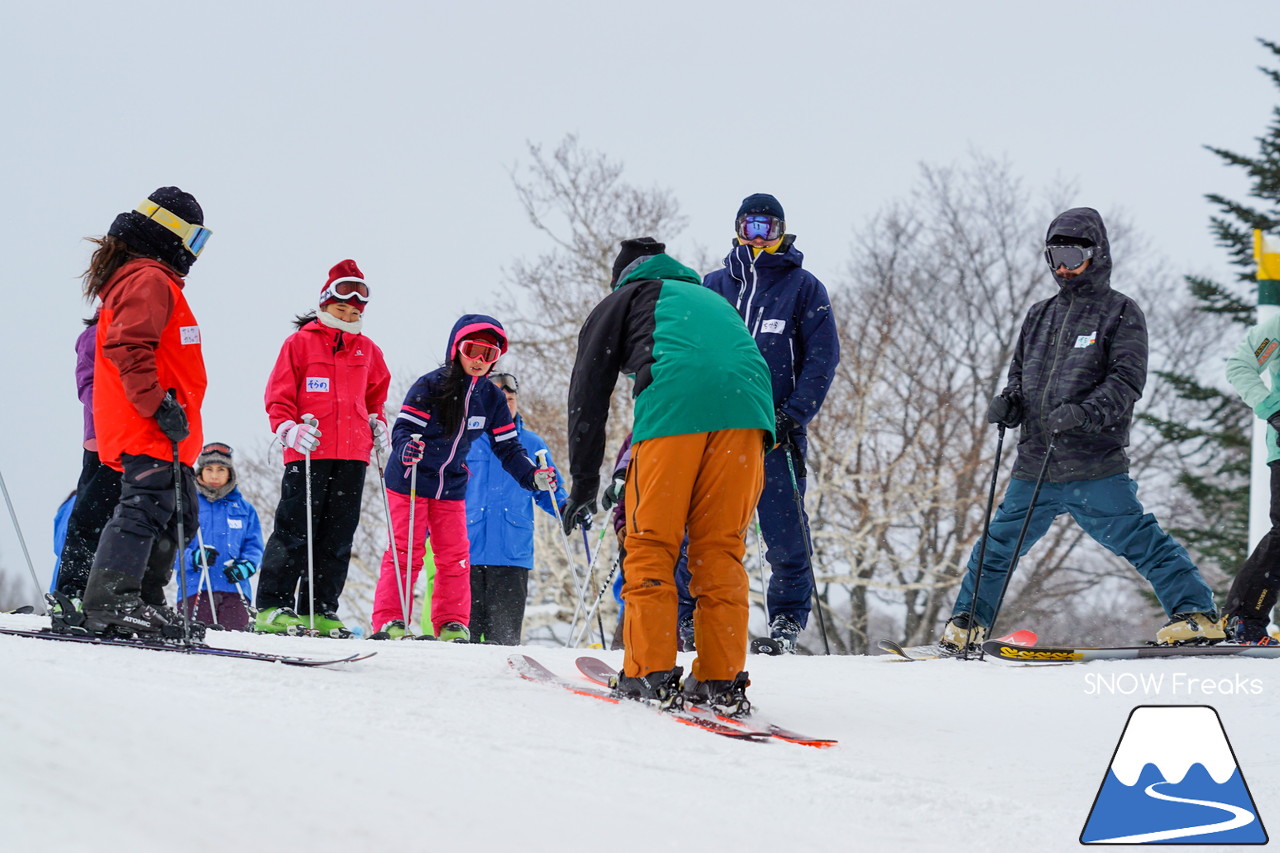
[319,259,369,311]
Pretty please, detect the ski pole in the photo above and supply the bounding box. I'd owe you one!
[195,527,219,627]
[374,441,408,633]
[576,550,622,648]
[569,526,607,647]
[535,449,588,646]
[302,414,317,634]
[782,437,830,655]
[172,441,192,643]
[0,460,43,600]
[984,435,1056,649]
[404,433,423,633]
[961,425,1006,658]
[755,520,768,614]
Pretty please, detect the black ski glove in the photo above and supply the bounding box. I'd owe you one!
[600,469,627,512]
[223,559,257,583]
[1267,410,1280,435]
[194,545,220,568]
[775,410,800,445]
[561,494,596,537]
[1046,402,1091,434]
[154,390,190,443]
[986,391,1024,428]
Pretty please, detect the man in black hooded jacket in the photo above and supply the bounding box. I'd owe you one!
[941,207,1222,649]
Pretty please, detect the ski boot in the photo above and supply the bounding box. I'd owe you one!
[437,621,470,643]
[1156,611,1225,645]
[253,606,311,635]
[304,611,354,638]
[82,600,172,639]
[683,671,751,718]
[46,592,87,634]
[609,666,684,711]
[370,619,410,640]
[939,612,987,653]
[677,615,696,652]
[750,614,800,655]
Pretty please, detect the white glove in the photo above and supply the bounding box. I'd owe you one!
[533,465,558,492]
[276,419,321,453]
[369,415,391,457]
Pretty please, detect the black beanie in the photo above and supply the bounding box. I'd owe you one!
[736,193,785,222]
[107,186,205,276]
[610,237,665,285]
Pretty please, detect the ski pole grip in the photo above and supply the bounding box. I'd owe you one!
[411,433,423,442]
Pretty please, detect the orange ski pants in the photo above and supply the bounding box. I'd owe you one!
[621,428,766,682]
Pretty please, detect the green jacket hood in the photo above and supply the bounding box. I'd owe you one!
[615,253,702,290]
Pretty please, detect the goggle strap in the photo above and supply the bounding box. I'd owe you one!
[135,199,212,255]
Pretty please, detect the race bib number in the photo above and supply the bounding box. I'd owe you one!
[467,416,486,430]
[180,325,201,345]
[761,319,786,334]
[306,377,331,393]
[227,519,243,529]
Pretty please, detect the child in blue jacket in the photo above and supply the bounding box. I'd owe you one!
[177,443,264,631]
[466,371,566,644]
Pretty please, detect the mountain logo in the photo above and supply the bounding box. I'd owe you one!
[1080,705,1267,845]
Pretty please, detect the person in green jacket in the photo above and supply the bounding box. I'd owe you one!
[1223,314,1280,643]
[561,237,774,716]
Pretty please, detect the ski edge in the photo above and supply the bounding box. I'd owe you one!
[0,626,376,667]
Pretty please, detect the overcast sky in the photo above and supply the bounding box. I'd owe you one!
[1,1,1276,593]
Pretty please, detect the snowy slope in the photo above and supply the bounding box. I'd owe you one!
[1,612,1276,853]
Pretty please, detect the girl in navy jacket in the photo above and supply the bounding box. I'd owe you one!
[372,315,551,640]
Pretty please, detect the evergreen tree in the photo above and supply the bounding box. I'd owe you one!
[1141,39,1280,579]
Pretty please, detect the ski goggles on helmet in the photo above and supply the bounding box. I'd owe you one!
[490,373,519,393]
[458,339,502,363]
[736,215,784,243]
[135,200,212,257]
[1044,243,1096,272]
[319,278,370,304]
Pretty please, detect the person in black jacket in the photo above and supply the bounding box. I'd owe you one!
[942,207,1222,649]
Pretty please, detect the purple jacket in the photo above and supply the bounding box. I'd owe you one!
[75,321,97,449]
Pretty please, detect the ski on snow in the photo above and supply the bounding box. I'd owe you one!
[573,656,836,748]
[508,654,774,742]
[983,638,1280,663]
[877,629,1038,661]
[0,625,376,667]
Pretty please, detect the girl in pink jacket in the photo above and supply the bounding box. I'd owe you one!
[255,259,391,637]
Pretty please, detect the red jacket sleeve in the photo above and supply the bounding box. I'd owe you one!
[264,334,303,431]
[366,342,391,424]
[101,270,175,418]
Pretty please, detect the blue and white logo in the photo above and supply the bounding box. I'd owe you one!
[1081,705,1267,845]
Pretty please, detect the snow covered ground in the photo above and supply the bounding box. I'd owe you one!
[2,611,1276,853]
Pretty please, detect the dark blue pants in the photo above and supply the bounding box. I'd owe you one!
[760,437,813,628]
[952,472,1216,627]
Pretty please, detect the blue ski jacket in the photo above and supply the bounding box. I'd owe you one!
[385,314,538,501]
[703,238,839,429]
[466,415,566,569]
[176,487,264,600]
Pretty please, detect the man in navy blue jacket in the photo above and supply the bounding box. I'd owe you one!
[704,193,840,653]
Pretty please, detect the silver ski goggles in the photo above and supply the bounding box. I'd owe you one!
[1044,244,1095,271]
[736,215,784,242]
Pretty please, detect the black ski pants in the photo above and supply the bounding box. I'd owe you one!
[256,458,366,616]
[469,564,529,645]
[1226,460,1280,628]
[56,449,123,598]
[86,453,197,609]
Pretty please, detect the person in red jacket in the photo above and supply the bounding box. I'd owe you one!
[79,187,211,638]
[255,260,391,637]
